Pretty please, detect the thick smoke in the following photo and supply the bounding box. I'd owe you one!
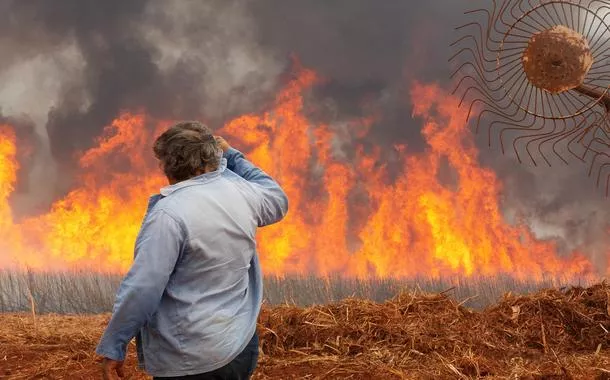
[0,0,606,268]
[1,0,283,199]
[250,0,467,149]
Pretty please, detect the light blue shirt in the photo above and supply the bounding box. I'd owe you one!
[95,148,288,377]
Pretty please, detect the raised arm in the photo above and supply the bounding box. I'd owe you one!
[216,136,288,227]
[96,208,185,361]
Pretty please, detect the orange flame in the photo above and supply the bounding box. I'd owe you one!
[0,126,18,266]
[0,65,601,279]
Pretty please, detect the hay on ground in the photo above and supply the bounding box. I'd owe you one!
[1,282,609,379]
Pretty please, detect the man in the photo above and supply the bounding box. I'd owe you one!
[96,121,288,379]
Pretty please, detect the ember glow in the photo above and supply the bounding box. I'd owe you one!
[0,66,599,279]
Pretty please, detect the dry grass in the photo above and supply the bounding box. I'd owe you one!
[1,283,609,379]
[1,269,589,313]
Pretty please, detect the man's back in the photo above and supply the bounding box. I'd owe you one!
[96,138,288,379]
[142,161,266,375]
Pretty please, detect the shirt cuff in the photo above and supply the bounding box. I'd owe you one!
[95,342,127,361]
[223,147,240,158]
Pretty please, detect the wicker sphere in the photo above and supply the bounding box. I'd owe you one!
[521,25,593,94]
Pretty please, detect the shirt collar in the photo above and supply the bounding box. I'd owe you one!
[159,158,227,196]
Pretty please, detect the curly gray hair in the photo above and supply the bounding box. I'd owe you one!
[153,121,222,182]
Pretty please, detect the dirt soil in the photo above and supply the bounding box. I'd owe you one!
[1,283,609,379]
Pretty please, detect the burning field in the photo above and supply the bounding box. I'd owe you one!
[0,61,608,378]
[0,66,604,278]
[2,283,610,379]
[1,1,609,378]
[0,61,609,379]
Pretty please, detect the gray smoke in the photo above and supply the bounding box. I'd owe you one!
[1,0,284,199]
[0,0,606,270]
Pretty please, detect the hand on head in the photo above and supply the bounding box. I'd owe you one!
[214,136,230,152]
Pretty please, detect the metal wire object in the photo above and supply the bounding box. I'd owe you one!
[450,0,610,195]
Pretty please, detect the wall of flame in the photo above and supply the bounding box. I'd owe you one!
[0,66,601,279]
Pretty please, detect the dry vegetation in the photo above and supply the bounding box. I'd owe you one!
[0,270,587,313]
[1,282,609,379]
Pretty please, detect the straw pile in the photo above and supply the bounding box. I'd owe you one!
[1,283,609,379]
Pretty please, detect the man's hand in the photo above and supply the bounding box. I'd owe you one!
[214,136,230,152]
[102,358,125,380]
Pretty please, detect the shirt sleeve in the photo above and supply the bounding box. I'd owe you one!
[224,147,289,227]
[95,209,185,361]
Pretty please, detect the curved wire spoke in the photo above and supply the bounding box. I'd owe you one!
[450,0,610,196]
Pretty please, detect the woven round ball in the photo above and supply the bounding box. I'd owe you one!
[522,25,593,94]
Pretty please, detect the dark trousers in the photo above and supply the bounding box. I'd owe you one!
[153,332,259,380]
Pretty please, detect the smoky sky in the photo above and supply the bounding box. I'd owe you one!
[6,0,203,160]
[250,0,467,147]
[0,0,607,269]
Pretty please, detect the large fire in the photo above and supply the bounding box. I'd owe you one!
[0,65,601,279]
